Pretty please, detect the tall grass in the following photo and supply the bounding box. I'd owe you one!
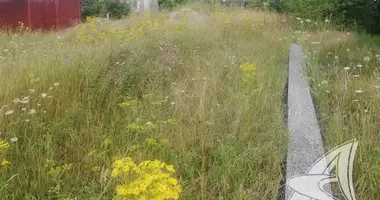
[0,6,292,199]
[299,20,380,200]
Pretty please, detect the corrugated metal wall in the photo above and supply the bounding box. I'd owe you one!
[0,0,80,29]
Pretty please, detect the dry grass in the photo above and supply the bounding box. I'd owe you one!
[300,22,380,200]
[0,5,293,200]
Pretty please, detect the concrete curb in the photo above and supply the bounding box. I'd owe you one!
[285,43,329,199]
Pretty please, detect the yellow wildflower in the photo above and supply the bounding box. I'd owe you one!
[112,157,181,200]
[1,160,10,166]
[0,139,9,152]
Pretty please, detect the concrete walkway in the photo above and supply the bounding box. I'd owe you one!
[285,43,328,199]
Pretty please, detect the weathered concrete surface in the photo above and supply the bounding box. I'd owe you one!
[285,43,329,199]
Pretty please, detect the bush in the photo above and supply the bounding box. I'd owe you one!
[279,0,380,34]
[82,0,131,20]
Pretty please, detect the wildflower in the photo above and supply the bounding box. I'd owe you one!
[327,52,333,55]
[13,98,20,103]
[5,110,14,115]
[364,109,368,113]
[180,90,185,93]
[305,19,311,23]
[346,48,350,52]
[344,67,350,70]
[8,137,19,143]
[1,160,10,166]
[321,80,328,85]
[170,101,176,105]
[334,56,339,60]
[375,86,380,89]
[61,145,69,152]
[376,55,380,58]
[353,75,360,78]
[3,49,9,52]
[0,140,9,151]
[53,82,60,87]
[363,56,371,62]
[28,109,36,115]
[296,17,302,21]
[37,104,41,107]
[353,99,359,102]
[21,108,26,111]
[41,93,47,98]
[311,41,320,45]
[324,19,330,23]
[146,121,153,125]
[25,119,30,122]
[355,90,363,94]
[112,158,181,200]
[20,97,29,104]
[29,89,35,93]
[357,64,363,68]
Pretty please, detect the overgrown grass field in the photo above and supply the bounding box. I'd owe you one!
[300,22,380,200]
[0,6,292,199]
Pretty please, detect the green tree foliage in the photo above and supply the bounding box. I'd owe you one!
[279,0,380,33]
[82,0,131,19]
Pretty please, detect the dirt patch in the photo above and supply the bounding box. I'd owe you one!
[168,8,210,27]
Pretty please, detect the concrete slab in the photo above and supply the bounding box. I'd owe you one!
[285,43,329,199]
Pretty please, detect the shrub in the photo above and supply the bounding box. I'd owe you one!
[279,0,380,33]
[82,0,131,19]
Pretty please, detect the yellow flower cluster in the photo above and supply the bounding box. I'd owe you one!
[0,139,10,166]
[240,62,257,83]
[112,157,181,200]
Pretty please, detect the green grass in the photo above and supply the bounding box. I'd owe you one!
[0,5,292,200]
[300,23,380,200]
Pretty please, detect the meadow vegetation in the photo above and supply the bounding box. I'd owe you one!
[297,19,380,200]
[0,6,292,199]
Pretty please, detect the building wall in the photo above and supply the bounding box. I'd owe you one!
[0,0,28,28]
[0,0,80,29]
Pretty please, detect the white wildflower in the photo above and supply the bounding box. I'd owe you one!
[170,101,176,105]
[21,108,26,111]
[353,75,360,78]
[355,90,363,94]
[5,110,14,115]
[20,97,29,104]
[375,86,380,89]
[25,119,30,122]
[305,19,311,23]
[28,109,36,115]
[357,64,363,68]
[13,98,20,103]
[146,121,152,125]
[10,137,18,143]
[53,82,60,87]
[344,67,350,70]
[321,80,328,85]
[363,56,371,62]
[41,93,47,98]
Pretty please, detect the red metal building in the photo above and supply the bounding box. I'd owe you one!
[0,0,81,30]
